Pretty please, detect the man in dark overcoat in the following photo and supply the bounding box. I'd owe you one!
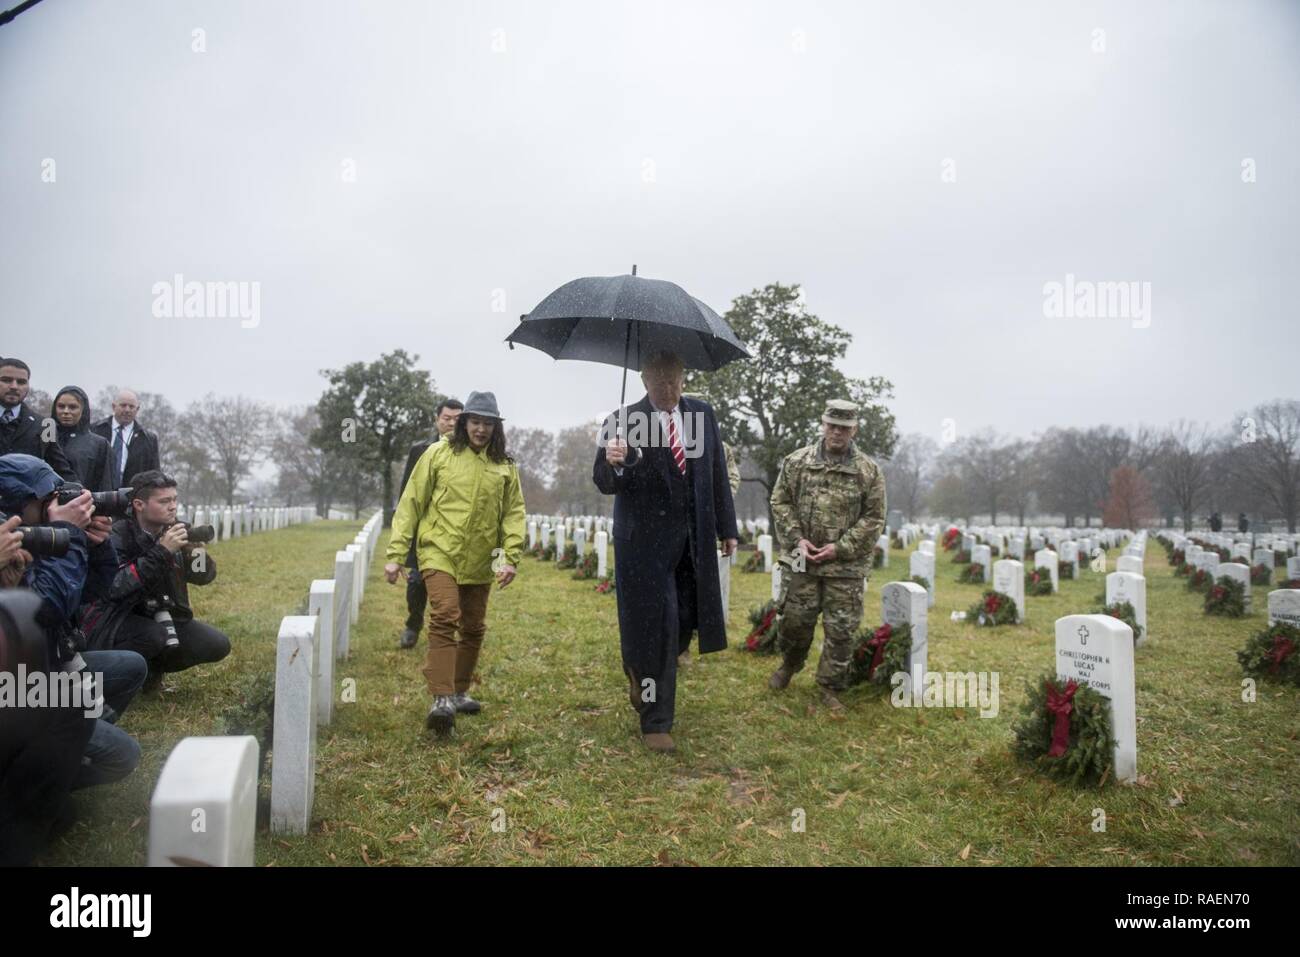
[592,350,738,753]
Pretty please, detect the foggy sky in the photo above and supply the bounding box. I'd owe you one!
[3,0,1297,449]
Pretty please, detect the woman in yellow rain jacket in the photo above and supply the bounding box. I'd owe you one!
[385,391,526,736]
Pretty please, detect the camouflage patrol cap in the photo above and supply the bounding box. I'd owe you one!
[821,399,858,426]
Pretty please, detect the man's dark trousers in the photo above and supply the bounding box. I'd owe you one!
[632,459,697,734]
[405,565,427,633]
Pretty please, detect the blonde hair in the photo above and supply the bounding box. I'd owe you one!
[640,351,684,382]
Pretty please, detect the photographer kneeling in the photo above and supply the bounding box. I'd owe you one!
[0,453,146,800]
[83,471,229,684]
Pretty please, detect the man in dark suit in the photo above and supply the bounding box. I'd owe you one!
[592,351,738,754]
[0,358,78,482]
[396,397,463,649]
[91,389,160,487]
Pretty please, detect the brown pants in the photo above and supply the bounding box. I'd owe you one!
[421,570,492,696]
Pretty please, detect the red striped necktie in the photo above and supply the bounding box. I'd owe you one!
[664,411,686,476]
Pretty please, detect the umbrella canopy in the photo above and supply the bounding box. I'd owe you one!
[506,272,749,372]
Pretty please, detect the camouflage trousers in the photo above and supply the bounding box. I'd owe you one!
[776,571,865,691]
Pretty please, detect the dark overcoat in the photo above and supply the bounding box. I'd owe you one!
[592,394,738,674]
[91,416,160,487]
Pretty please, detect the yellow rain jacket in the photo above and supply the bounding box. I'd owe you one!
[386,439,526,584]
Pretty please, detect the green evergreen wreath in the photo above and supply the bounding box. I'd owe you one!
[1250,563,1274,586]
[742,550,765,573]
[1025,567,1053,596]
[967,590,1018,626]
[1094,600,1143,644]
[1204,576,1246,617]
[957,562,985,584]
[1237,622,1300,686]
[1185,568,1212,593]
[742,600,781,653]
[557,542,579,569]
[952,548,971,564]
[1012,672,1116,787]
[910,574,931,592]
[872,545,885,568]
[1059,562,1076,580]
[848,622,912,687]
[1174,561,1192,577]
[571,550,599,580]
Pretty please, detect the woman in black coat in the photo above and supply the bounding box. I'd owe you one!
[52,386,115,492]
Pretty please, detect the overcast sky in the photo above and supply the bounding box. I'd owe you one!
[3,0,1296,448]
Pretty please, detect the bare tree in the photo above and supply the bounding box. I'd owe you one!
[510,426,557,513]
[881,433,937,521]
[182,394,273,506]
[275,407,346,516]
[1151,421,1215,531]
[1228,400,1300,532]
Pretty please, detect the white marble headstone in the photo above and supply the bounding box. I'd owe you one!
[992,558,1025,623]
[1266,589,1300,628]
[1034,548,1060,593]
[148,736,259,867]
[1105,571,1147,646]
[1116,555,1143,577]
[1054,614,1137,784]
[915,548,935,608]
[1217,562,1251,609]
[271,616,319,835]
[881,581,927,696]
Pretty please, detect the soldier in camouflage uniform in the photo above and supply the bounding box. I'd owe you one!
[767,399,887,709]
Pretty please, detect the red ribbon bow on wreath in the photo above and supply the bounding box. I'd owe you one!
[865,624,893,680]
[1044,679,1080,757]
[744,608,777,650]
[1267,635,1296,675]
[984,593,1002,614]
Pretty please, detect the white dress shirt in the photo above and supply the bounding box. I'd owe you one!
[112,420,135,479]
[613,402,686,475]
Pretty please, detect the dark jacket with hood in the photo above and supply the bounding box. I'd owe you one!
[81,514,218,651]
[0,453,117,665]
[0,402,78,483]
[52,386,115,493]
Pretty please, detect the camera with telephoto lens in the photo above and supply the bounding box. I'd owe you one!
[1,512,72,558]
[174,522,215,545]
[20,524,72,558]
[153,609,180,648]
[55,482,133,519]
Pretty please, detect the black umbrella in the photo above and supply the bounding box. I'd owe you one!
[506,266,749,438]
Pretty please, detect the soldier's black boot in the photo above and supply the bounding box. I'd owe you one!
[769,660,797,690]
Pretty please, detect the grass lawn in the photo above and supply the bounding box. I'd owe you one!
[45,527,1299,866]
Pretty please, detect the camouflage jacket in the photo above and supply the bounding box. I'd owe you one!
[770,440,886,578]
[724,442,741,496]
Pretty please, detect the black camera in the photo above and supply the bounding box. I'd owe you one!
[2,512,73,558]
[56,483,133,519]
[19,525,71,558]
[179,523,215,545]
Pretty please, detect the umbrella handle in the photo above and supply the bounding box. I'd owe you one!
[616,319,641,468]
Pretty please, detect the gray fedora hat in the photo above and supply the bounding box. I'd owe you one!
[462,390,503,420]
